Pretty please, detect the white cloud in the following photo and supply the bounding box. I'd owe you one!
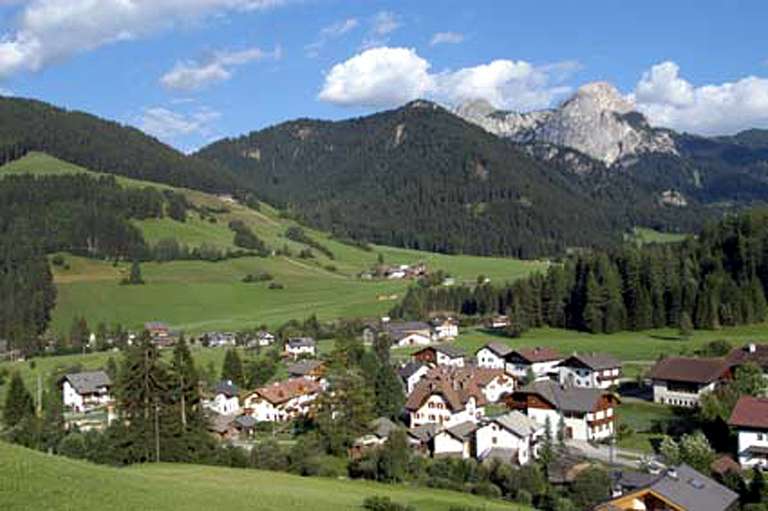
[139,105,221,144]
[0,0,286,78]
[318,46,573,111]
[160,46,281,91]
[318,47,434,107]
[305,17,358,58]
[430,32,464,46]
[634,61,768,134]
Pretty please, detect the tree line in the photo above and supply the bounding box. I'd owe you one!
[394,209,768,334]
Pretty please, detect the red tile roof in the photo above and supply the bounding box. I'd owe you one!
[251,378,322,405]
[648,357,729,384]
[405,366,498,412]
[729,395,768,430]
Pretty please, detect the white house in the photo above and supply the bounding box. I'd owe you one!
[557,353,622,389]
[405,374,486,428]
[433,421,478,458]
[729,395,768,469]
[509,380,619,442]
[476,342,513,371]
[255,330,276,347]
[505,347,563,380]
[648,356,728,408]
[61,371,113,413]
[430,317,459,340]
[205,380,241,416]
[398,362,431,394]
[365,320,435,348]
[475,411,543,466]
[243,378,322,422]
[473,369,516,403]
[285,337,316,358]
[412,345,466,368]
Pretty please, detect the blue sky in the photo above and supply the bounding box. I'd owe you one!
[0,0,766,152]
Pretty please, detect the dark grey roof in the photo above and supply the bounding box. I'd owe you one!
[611,470,659,492]
[287,359,324,376]
[63,371,111,394]
[208,413,236,433]
[287,337,316,348]
[649,464,738,511]
[408,423,437,442]
[560,353,621,371]
[478,447,518,463]
[398,361,427,379]
[234,415,257,429]
[491,411,541,437]
[370,417,400,439]
[215,380,238,397]
[479,341,514,357]
[386,321,431,336]
[444,421,478,440]
[432,344,466,358]
[519,380,608,413]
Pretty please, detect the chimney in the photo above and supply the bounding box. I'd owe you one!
[749,343,757,353]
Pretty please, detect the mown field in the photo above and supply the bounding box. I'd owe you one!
[1,152,547,335]
[0,442,527,511]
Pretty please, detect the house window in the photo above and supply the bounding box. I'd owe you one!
[492,437,498,445]
[759,433,765,441]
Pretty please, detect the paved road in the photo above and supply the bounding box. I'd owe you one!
[566,439,649,469]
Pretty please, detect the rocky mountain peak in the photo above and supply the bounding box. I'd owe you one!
[454,81,677,166]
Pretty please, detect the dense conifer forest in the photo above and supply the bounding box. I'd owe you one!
[393,209,768,334]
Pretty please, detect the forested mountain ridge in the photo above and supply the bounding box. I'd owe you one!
[0,96,240,193]
[197,100,701,258]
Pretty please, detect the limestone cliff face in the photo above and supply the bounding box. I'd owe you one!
[455,82,677,166]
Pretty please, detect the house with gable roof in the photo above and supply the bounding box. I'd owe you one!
[476,342,514,371]
[557,353,622,389]
[243,377,322,422]
[475,410,543,466]
[729,395,768,469]
[505,347,563,379]
[412,344,466,368]
[649,356,730,407]
[61,371,112,413]
[507,380,619,442]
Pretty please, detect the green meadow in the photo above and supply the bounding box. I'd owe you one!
[0,441,528,511]
[1,152,547,335]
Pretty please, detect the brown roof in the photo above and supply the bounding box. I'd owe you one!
[726,344,768,370]
[250,378,321,405]
[511,347,562,363]
[405,366,494,412]
[648,357,728,384]
[710,455,742,476]
[728,395,768,430]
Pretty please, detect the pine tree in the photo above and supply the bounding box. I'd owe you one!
[3,372,34,427]
[583,271,604,333]
[221,348,244,386]
[678,311,693,338]
[123,259,145,285]
[313,369,374,455]
[373,347,405,420]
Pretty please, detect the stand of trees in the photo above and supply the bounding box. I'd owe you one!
[394,210,768,334]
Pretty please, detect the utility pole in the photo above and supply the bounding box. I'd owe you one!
[154,399,160,463]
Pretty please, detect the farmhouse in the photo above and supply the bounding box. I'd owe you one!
[206,332,236,348]
[486,315,510,329]
[398,361,431,394]
[595,464,739,511]
[648,356,729,407]
[243,377,322,422]
[205,380,240,416]
[405,371,486,428]
[726,342,768,374]
[385,321,434,347]
[476,342,513,370]
[475,410,543,466]
[432,421,478,458]
[728,395,768,469]
[557,353,621,389]
[284,337,316,358]
[430,317,459,340]
[504,347,563,380]
[507,380,619,442]
[145,321,169,338]
[286,359,326,381]
[412,345,466,368]
[61,371,112,413]
[254,330,276,347]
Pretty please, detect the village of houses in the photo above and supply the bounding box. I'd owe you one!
[51,314,768,511]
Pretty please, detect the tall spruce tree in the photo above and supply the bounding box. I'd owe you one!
[221,348,244,386]
[3,371,34,427]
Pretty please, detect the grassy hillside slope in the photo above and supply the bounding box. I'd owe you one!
[0,442,526,511]
[1,152,546,334]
